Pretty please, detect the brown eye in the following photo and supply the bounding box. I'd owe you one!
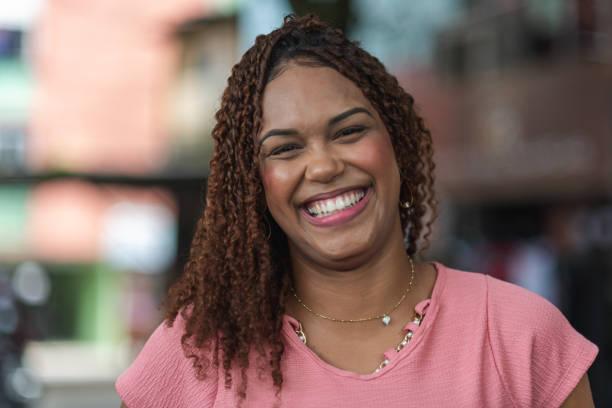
[269,144,301,157]
[335,126,366,139]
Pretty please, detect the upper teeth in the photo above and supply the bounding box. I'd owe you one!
[306,189,366,217]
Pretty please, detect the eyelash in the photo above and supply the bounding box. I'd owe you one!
[267,126,366,157]
[270,144,301,156]
[334,125,366,139]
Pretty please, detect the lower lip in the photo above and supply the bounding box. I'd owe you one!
[301,187,372,227]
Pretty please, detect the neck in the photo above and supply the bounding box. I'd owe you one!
[288,227,415,321]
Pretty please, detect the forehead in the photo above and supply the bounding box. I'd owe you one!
[260,64,371,130]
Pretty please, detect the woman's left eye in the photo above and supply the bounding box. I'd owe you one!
[269,144,301,156]
[335,126,366,139]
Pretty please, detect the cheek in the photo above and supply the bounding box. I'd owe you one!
[351,134,399,180]
[260,163,298,210]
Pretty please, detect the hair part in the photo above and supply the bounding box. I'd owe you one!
[164,13,437,403]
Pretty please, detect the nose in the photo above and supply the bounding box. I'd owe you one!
[304,147,345,183]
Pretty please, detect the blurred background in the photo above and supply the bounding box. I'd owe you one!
[0,0,610,406]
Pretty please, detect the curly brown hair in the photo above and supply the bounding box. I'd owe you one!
[165,13,437,401]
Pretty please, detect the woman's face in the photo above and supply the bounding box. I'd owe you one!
[257,63,402,268]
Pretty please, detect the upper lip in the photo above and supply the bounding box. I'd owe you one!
[300,185,370,207]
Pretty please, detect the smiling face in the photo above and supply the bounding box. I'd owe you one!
[257,63,403,269]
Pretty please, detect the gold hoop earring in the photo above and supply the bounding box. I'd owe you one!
[400,189,414,210]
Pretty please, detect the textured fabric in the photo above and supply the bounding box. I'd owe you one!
[116,263,598,407]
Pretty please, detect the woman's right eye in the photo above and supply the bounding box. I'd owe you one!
[269,144,301,157]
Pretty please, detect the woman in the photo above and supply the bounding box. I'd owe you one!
[116,15,597,407]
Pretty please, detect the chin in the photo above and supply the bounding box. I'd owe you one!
[309,237,375,268]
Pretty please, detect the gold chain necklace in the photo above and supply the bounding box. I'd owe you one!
[290,256,416,327]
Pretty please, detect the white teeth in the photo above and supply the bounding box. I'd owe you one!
[305,188,367,218]
[335,197,343,210]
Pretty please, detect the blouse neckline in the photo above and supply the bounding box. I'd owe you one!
[281,262,448,381]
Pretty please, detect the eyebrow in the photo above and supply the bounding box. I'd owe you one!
[258,106,373,146]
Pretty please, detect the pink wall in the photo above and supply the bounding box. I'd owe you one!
[29,0,206,174]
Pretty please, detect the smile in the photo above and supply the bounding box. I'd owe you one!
[305,188,366,217]
[301,187,372,227]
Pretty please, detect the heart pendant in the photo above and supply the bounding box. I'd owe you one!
[382,315,391,326]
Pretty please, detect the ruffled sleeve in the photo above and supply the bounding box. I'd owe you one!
[115,314,218,408]
[485,275,598,407]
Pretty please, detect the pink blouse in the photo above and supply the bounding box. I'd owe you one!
[116,263,598,407]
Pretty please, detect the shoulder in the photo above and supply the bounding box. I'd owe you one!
[483,273,598,407]
[436,265,560,331]
[485,270,555,313]
[435,264,488,312]
[483,272,587,354]
[115,312,218,408]
[438,264,581,337]
[436,264,597,407]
